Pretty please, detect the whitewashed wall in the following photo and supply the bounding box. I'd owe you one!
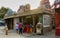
[14,18,19,30]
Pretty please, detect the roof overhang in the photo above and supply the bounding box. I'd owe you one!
[4,8,52,19]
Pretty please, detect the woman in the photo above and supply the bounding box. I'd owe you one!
[25,24,29,33]
[29,24,32,33]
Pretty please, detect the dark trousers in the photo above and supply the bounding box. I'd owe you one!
[19,28,22,34]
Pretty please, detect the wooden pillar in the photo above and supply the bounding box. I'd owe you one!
[11,19,13,29]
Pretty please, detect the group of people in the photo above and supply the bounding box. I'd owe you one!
[15,22,23,34]
[15,22,33,34]
[4,22,32,35]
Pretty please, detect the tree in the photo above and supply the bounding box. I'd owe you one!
[0,7,9,18]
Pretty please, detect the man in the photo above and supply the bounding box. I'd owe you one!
[18,21,23,34]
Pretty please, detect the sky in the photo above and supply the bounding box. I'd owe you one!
[0,0,55,11]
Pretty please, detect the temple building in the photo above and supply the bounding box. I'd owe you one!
[4,0,52,34]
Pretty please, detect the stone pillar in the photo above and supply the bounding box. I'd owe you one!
[32,15,35,33]
[22,17,24,25]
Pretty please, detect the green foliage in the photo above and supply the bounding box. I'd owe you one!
[0,14,4,18]
[0,7,9,18]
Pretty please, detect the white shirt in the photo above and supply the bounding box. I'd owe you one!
[15,24,18,29]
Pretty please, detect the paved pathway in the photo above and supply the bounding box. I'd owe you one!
[0,26,60,38]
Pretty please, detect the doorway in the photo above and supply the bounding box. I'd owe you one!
[5,18,14,30]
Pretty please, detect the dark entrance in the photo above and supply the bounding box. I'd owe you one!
[23,16,33,25]
[34,15,39,33]
[5,18,14,30]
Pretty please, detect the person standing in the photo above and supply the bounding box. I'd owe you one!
[25,24,29,33]
[15,23,19,33]
[5,24,8,35]
[29,24,32,33]
[18,21,23,34]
